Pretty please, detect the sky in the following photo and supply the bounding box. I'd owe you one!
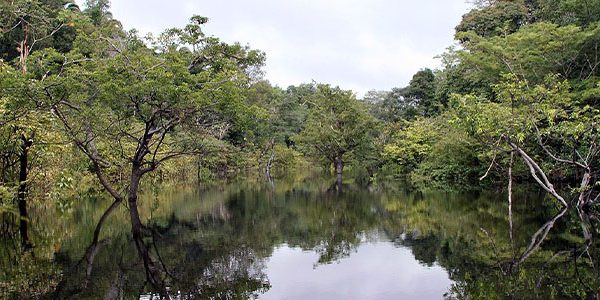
[91,0,472,96]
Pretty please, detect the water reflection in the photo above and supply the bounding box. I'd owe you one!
[1,174,598,299]
[261,232,452,300]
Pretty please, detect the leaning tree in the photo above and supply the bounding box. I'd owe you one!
[34,15,264,289]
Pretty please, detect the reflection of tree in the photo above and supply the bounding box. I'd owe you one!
[378,190,599,299]
[51,198,124,299]
[395,234,440,267]
[25,178,598,299]
[45,178,387,298]
[513,208,568,266]
[146,221,271,299]
[190,247,270,299]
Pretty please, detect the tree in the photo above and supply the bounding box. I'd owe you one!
[452,74,599,209]
[0,0,79,249]
[35,15,264,289]
[456,1,528,39]
[363,69,439,122]
[535,0,600,27]
[277,84,314,147]
[295,84,376,188]
[243,80,283,177]
[404,68,439,117]
[457,22,600,86]
[363,88,412,122]
[0,0,79,70]
[83,0,112,26]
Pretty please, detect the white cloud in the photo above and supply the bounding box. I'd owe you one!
[85,0,471,95]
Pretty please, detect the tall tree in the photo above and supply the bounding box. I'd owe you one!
[0,0,78,249]
[452,74,599,209]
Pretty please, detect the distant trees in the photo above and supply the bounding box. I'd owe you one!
[365,68,439,122]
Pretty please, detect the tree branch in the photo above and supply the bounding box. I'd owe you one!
[510,142,568,207]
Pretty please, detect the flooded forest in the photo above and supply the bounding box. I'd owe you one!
[0,0,599,299]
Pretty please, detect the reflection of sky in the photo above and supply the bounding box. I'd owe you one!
[260,240,452,299]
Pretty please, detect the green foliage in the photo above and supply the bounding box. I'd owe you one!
[451,74,593,148]
[410,0,600,191]
[457,22,600,86]
[0,185,17,216]
[450,71,600,197]
[534,0,600,27]
[382,116,484,188]
[363,88,412,122]
[270,144,307,174]
[277,84,313,146]
[382,120,435,173]
[83,0,112,25]
[9,176,594,299]
[364,69,441,122]
[1,1,600,297]
[23,14,267,197]
[411,131,483,188]
[405,68,440,116]
[295,84,377,168]
[0,252,62,299]
[0,0,80,62]
[455,1,528,39]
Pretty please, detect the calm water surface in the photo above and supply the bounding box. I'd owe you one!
[2,174,598,299]
[261,241,451,300]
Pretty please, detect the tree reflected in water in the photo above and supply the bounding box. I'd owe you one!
[1,176,598,299]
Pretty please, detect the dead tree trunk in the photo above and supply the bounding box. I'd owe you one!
[265,138,275,179]
[510,142,568,207]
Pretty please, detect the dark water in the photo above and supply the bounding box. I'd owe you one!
[1,174,598,299]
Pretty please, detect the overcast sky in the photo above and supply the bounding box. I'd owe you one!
[95,0,472,95]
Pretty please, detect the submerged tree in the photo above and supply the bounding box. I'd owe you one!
[32,14,264,289]
[295,84,376,189]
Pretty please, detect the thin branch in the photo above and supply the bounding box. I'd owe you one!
[480,137,502,181]
[515,208,568,266]
[28,23,65,52]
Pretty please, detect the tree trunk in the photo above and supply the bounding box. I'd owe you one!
[84,198,122,281]
[334,157,343,193]
[127,166,166,293]
[265,138,275,179]
[508,151,514,253]
[17,135,33,250]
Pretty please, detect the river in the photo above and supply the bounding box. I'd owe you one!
[1,173,598,299]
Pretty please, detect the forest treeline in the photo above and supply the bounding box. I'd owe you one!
[0,0,599,289]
